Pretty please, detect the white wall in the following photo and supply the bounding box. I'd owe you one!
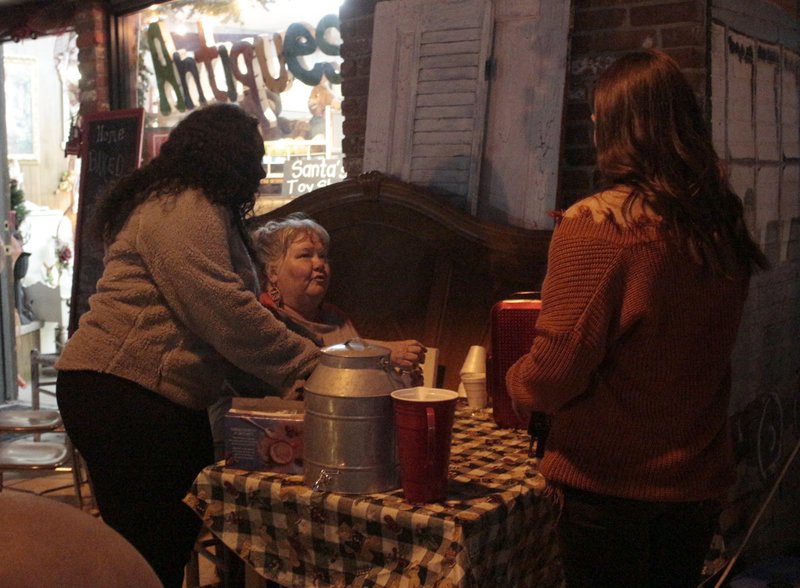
[4,35,70,210]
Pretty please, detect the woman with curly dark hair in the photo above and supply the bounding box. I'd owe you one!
[507,50,768,587]
[56,104,319,588]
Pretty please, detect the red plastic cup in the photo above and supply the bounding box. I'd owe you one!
[390,387,458,503]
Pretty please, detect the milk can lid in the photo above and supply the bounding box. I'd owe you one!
[321,338,391,359]
[306,338,400,397]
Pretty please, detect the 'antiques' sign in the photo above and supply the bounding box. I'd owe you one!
[281,157,346,197]
[147,16,341,133]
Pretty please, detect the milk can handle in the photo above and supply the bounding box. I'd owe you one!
[426,407,436,468]
[344,337,368,350]
[379,356,409,389]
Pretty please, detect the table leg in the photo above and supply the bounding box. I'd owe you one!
[244,563,267,588]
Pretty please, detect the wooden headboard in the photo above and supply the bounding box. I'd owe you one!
[249,171,552,390]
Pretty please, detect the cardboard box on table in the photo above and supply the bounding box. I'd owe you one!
[224,397,304,474]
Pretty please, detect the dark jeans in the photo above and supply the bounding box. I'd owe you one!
[556,485,720,588]
[57,370,214,588]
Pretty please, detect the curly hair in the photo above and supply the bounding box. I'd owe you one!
[94,103,266,245]
[251,213,330,288]
[592,49,768,276]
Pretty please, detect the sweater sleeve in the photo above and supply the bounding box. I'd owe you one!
[134,192,319,390]
[506,220,624,415]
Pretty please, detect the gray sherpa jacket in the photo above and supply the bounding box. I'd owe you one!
[57,188,320,410]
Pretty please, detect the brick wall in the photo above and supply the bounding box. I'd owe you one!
[339,0,380,177]
[559,0,708,208]
[74,1,109,117]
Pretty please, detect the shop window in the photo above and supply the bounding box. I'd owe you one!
[120,0,344,213]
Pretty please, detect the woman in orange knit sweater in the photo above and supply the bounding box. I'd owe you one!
[507,49,767,587]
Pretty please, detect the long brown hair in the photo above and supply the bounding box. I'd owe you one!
[592,49,768,276]
[94,103,266,246]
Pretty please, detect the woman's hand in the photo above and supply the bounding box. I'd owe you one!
[375,339,427,369]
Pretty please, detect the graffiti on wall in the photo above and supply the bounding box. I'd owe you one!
[711,18,800,566]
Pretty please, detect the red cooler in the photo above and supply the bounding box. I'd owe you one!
[487,297,541,429]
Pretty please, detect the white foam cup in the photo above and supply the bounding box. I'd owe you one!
[460,372,487,410]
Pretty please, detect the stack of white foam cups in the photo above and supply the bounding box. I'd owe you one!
[460,345,487,412]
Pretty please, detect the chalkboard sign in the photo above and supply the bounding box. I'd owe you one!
[68,108,144,337]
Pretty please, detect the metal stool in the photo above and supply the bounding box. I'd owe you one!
[0,409,88,509]
[30,349,59,410]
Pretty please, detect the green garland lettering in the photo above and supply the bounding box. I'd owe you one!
[148,15,341,127]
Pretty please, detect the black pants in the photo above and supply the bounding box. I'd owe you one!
[57,370,214,588]
[556,486,720,588]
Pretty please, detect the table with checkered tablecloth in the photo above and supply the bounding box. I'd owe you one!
[184,408,564,588]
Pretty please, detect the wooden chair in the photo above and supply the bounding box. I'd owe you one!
[250,171,552,390]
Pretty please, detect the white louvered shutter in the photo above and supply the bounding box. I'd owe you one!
[364,0,493,212]
[365,0,571,229]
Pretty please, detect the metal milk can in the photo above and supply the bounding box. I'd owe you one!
[303,339,403,494]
